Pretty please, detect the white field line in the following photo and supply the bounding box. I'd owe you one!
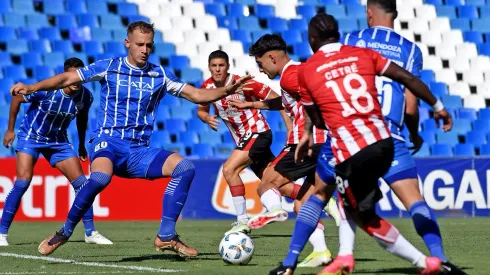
[0,272,141,274]
[0,253,182,273]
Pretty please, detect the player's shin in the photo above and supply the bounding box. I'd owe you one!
[71,176,96,236]
[282,195,326,267]
[338,207,356,257]
[62,172,111,237]
[409,200,447,262]
[158,159,195,240]
[0,180,30,234]
[230,185,248,223]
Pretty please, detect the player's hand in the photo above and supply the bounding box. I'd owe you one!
[78,146,88,162]
[409,134,424,155]
[226,75,254,94]
[294,132,313,163]
[207,115,220,131]
[10,82,33,96]
[3,130,15,148]
[434,109,452,132]
[228,98,251,109]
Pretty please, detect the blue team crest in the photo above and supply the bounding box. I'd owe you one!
[148,71,159,77]
[356,39,366,48]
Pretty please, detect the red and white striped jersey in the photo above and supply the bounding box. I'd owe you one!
[280,60,328,145]
[201,74,271,144]
[299,43,392,163]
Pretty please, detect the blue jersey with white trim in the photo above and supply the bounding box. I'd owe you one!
[342,26,423,140]
[18,87,93,144]
[77,57,185,145]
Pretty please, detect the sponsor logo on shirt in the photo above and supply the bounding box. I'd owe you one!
[117,80,154,92]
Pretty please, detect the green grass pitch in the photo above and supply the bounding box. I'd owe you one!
[0,218,488,274]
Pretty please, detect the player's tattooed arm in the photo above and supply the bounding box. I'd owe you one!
[180,75,253,104]
[3,95,26,148]
[10,71,82,96]
[303,105,327,131]
[404,88,424,155]
[228,97,282,110]
[76,107,89,161]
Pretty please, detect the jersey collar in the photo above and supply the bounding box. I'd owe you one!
[319,42,342,53]
[124,57,149,71]
[371,25,394,30]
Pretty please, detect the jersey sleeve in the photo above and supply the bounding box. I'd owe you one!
[247,80,271,100]
[367,49,391,76]
[298,66,314,106]
[23,91,48,103]
[163,68,186,97]
[408,45,423,78]
[77,59,112,83]
[280,65,301,96]
[341,32,357,46]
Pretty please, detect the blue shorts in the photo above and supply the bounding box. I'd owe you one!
[15,139,77,167]
[89,137,174,179]
[381,137,418,185]
[316,141,336,185]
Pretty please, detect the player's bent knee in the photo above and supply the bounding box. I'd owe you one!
[90,172,112,189]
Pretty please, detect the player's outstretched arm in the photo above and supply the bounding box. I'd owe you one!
[10,71,82,96]
[404,89,423,154]
[3,95,26,148]
[383,63,452,132]
[180,75,253,104]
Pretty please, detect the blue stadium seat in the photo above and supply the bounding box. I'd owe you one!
[215,0,234,3]
[177,131,199,145]
[436,6,456,19]
[68,52,88,64]
[347,4,366,19]
[186,118,210,133]
[4,13,25,27]
[446,0,465,5]
[450,18,470,31]
[479,144,490,155]
[100,14,124,30]
[0,26,16,42]
[12,0,35,14]
[342,0,361,4]
[436,131,459,146]
[223,133,234,144]
[43,0,65,15]
[289,18,308,30]
[70,27,91,43]
[181,68,203,85]
[466,130,487,146]
[56,15,78,30]
[154,43,176,58]
[169,55,190,70]
[150,131,172,147]
[320,0,339,4]
[454,144,475,156]
[30,39,52,53]
[87,0,108,15]
[117,2,139,16]
[452,119,473,135]
[91,28,112,42]
[255,4,275,18]
[228,3,247,17]
[466,0,486,5]
[326,5,347,19]
[39,27,62,40]
[458,108,477,121]
[268,17,288,32]
[282,30,302,44]
[0,52,12,66]
[199,131,222,145]
[105,41,126,56]
[4,65,27,81]
[231,29,252,44]
[472,19,490,33]
[252,30,269,42]
[458,6,478,19]
[33,65,55,80]
[192,144,214,158]
[170,105,194,120]
[67,0,88,15]
[296,5,316,20]
[270,139,285,156]
[164,119,186,132]
[478,44,490,56]
[419,107,430,123]
[413,143,430,157]
[238,16,261,31]
[217,16,238,29]
[0,146,12,157]
[21,52,43,68]
[479,108,490,120]
[156,105,171,121]
[441,95,463,109]
[19,27,39,40]
[215,143,235,158]
[7,39,28,55]
[0,1,12,14]
[205,3,226,17]
[235,0,256,4]
[52,40,75,54]
[431,144,453,157]
[127,15,150,24]
[420,131,437,145]
[0,78,14,92]
[301,0,319,4]
[420,70,435,84]
[294,42,313,59]
[473,119,490,133]
[481,7,490,18]
[338,18,358,32]
[79,14,99,28]
[83,41,104,55]
[463,31,483,43]
[429,82,447,97]
[161,95,180,106]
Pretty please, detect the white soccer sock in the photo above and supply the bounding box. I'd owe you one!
[374,233,426,269]
[260,189,282,211]
[338,218,356,256]
[232,196,248,222]
[308,223,328,252]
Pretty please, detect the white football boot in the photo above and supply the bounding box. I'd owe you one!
[85,231,113,245]
[0,234,8,246]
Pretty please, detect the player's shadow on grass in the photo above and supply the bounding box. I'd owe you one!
[355,267,424,274]
[117,253,220,263]
[250,234,293,239]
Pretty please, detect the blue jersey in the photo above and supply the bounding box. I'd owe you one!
[18,87,93,144]
[343,26,423,140]
[77,57,185,145]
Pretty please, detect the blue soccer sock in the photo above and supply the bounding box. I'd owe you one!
[71,175,96,236]
[409,200,447,262]
[0,180,30,234]
[283,195,327,267]
[62,172,111,237]
[158,160,195,241]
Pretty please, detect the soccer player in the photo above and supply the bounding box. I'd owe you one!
[342,1,465,273]
[10,21,251,256]
[0,58,112,246]
[270,13,451,275]
[198,50,292,235]
[230,34,341,267]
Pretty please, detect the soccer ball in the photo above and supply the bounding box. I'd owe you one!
[219,232,254,265]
